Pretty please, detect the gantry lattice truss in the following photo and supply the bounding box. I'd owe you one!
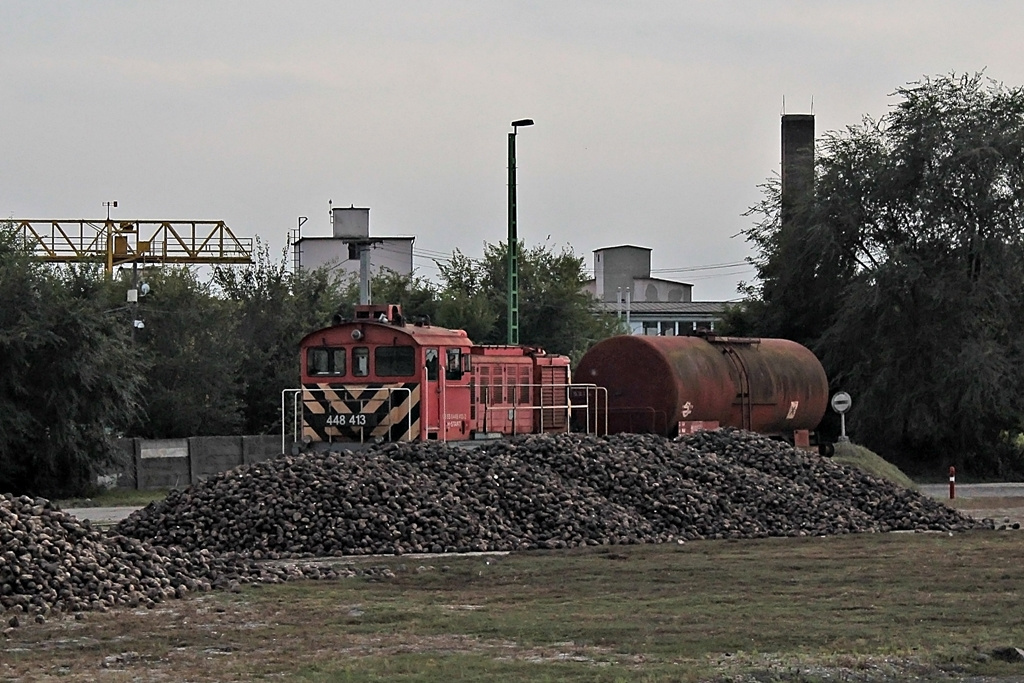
[11,219,253,275]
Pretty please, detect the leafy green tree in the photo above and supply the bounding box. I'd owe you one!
[434,241,623,361]
[127,266,245,438]
[0,224,144,497]
[213,244,346,434]
[336,268,439,323]
[743,73,1024,473]
[433,249,501,342]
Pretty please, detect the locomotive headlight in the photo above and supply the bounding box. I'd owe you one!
[351,329,364,341]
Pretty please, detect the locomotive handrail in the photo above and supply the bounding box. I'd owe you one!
[569,383,608,436]
[285,382,608,447]
[477,383,570,435]
[282,386,414,451]
[476,382,608,436]
[281,389,302,454]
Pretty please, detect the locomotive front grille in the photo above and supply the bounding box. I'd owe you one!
[302,382,421,442]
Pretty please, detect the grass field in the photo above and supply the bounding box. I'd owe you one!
[4,529,1024,682]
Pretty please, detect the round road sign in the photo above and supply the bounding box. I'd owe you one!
[831,391,852,414]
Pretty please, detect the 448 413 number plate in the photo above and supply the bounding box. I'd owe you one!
[324,412,378,428]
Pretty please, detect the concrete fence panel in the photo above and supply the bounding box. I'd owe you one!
[188,436,244,483]
[242,435,282,465]
[137,439,191,489]
[104,435,287,490]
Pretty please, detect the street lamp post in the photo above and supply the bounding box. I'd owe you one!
[507,118,533,345]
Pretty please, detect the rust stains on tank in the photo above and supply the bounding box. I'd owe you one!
[575,334,828,437]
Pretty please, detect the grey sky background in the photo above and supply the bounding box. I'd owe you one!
[3,1,1022,300]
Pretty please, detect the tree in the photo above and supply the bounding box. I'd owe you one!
[213,244,346,434]
[335,268,439,324]
[0,224,144,497]
[127,266,245,438]
[743,73,1024,473]
[433,249,501,342]
[434,241,623,362]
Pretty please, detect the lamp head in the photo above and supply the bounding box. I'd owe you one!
[511,118,534,129]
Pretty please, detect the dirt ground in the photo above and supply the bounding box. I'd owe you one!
[949,498,1024,528]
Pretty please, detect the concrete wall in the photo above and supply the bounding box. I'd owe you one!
[332,207,370,239]
[593,246,652,302]
[632,278,692,303]
[105,435,282,490]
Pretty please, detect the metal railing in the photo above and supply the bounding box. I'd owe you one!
[477,383,608,436]
[281,386,413,452]
[283,383,608,450]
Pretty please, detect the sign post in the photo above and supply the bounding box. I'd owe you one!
[830,391,852,443]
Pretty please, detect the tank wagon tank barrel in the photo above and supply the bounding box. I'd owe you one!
[574,334,828,444]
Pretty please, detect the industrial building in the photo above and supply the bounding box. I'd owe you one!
[582,245,730,334]
[293,206,414,280]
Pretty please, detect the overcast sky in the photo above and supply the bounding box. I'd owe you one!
[3,1,1023,300]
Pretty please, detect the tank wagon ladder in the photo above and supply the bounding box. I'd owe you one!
[719,341,756,431]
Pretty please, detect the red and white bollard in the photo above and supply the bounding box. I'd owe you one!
[949,466,956,500]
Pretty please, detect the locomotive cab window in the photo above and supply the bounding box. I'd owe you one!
[352,347,370,377]
[425,348,439,381]
[376,346,415,377]
[445,348,463,380]
[307,347,346,376]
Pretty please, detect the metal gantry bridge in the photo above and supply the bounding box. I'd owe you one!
[12,219,254,275]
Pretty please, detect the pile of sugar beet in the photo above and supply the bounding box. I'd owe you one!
[119,429,986,556]
[0,495,387,625]
[0,429,989,623]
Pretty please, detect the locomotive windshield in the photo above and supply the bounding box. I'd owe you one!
[307,347,346,376]
[352,347,370,377]
[446,348,463,380]
[376,346,416,377]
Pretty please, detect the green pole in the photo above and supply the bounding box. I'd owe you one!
[507,130,518,345]
[506,119,533,346]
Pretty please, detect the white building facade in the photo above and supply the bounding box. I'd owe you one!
[294,206,414,279]
[582,245,729,334]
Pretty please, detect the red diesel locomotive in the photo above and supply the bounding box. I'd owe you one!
[287,303,574,446]
[285,303,830,450]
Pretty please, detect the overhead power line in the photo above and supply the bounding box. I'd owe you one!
[650,261,750,274]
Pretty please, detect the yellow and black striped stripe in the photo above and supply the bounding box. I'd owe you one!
[302,382,421,443]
